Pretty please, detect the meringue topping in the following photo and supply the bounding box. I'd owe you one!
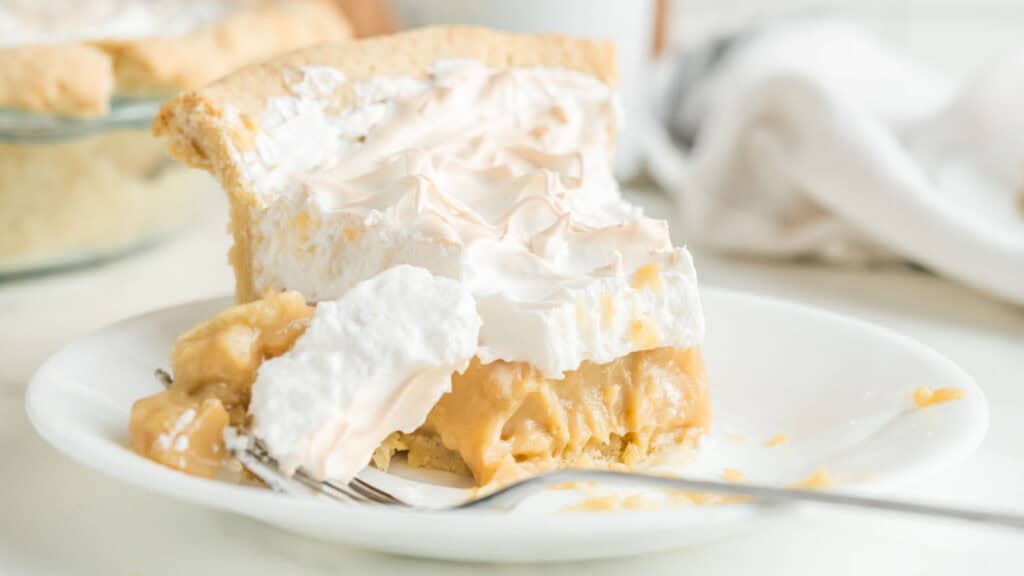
[236,60,704,376]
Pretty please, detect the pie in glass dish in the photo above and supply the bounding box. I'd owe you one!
[0,0,351,274]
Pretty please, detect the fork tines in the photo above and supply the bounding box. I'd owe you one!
[244,440,409,507]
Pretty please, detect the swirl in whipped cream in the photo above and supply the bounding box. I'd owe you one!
[239,61,704,376]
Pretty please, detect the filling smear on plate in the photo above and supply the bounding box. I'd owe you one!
[131,27,709,488]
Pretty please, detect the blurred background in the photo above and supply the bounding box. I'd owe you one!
[350,0,1024,306]
[2,3,1023,575]
[671,0,1021,77]
[1,0,1020,306]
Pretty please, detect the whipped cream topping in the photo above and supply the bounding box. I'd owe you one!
[0,0,232,46]
[236,60,704,377]
[250,265,481,481]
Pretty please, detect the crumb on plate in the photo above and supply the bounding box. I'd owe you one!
[722,468,746,482]
[790,468,832,490]
[913,386,964,408]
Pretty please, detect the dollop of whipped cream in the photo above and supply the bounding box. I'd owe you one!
[0,0,231,46]
[249,265,481,481]
[238,60,704,377]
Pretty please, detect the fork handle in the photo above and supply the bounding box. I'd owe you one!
[459,469,1024,530]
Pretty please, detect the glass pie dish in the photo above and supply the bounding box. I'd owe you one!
[0,0,353,277]
[0,98,214,276]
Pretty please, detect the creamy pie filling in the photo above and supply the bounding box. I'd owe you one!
[392,347,707,486]
[129,289,708,485]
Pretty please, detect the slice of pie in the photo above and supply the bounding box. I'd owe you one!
[136,27,709,487]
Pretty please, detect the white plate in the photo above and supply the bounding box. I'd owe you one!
[26,289,988,562]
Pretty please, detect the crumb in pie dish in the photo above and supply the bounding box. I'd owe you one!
[136,27,712,488]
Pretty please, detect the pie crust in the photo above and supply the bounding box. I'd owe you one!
[0,0,351,117]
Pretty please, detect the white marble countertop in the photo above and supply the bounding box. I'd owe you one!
[2,188,1022,575]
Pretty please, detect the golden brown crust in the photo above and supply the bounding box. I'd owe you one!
[0,0,350,118]
[0,44,114,117]
[154,27,618,302]
[101,1,351,95]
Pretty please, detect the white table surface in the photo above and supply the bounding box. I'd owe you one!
[2,188,1022,575]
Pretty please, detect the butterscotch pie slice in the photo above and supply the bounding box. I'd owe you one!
[138,27,709,487]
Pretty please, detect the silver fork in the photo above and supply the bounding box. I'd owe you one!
[237,439,410,506]
[230,441,1024,529]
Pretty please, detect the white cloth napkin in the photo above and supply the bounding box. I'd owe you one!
[647,18,1024,304]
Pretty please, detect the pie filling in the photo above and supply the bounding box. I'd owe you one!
[129,289,709,486]
[381,347,708,486]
